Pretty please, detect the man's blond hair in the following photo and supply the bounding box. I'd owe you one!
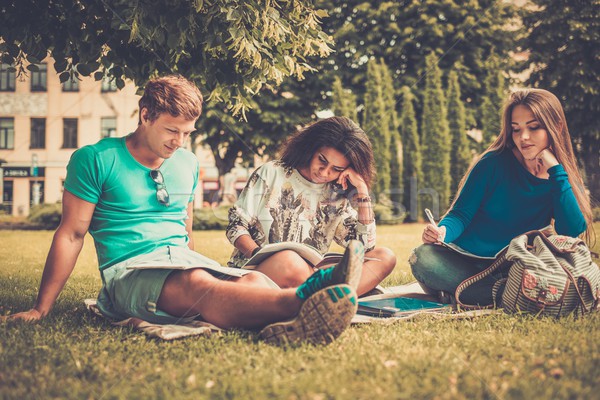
[138,75,203,124]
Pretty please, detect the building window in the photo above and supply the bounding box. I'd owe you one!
[101,76,118,92]
[0,63,16,92]
[62,118,78,148]
[0,118,15,149]
[62,77,79,92]
[30,63,48,92]
[30,118,46,149]
[101,117,117,138]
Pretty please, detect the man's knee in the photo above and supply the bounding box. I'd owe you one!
[179,268,216,290]
[238,271,274,288]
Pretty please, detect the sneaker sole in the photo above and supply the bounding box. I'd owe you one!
[258,284,358,346]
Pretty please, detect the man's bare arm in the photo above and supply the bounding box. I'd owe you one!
[4,190,96,321]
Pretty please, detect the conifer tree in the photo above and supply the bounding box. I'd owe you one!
[421,53,451,215]
[399,86,422,221]
[479,57,506,149]
[332,76,358,121]
[363,60,391,200]
[389,132,402,211]
[446,70,471,195]
[479,95,495,150]
[380,60,402,210]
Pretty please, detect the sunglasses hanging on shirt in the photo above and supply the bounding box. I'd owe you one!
[150,169,170,206]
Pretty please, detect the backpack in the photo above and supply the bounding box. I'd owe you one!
[456,230,600,317]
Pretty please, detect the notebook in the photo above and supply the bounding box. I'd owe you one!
[357,297,450,317]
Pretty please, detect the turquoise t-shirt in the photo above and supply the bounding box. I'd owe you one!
[439,149,587,257]
[64,136,199,270]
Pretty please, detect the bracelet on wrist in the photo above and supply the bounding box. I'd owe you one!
[355,195,372,203]
[247,246,261,258]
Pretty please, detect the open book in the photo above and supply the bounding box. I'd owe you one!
[436,241,502,260]
[435,224,555,260]
[242,242,348,269]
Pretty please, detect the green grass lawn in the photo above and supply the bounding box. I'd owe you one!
[1,224,599,399]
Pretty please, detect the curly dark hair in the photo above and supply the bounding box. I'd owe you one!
[279,116,375,188]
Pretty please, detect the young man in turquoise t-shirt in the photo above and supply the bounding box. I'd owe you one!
[4,75,361,346]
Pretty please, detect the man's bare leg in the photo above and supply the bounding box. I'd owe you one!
[157,269,301,329]
[157,241,365,345]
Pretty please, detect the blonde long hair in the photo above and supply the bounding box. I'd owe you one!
[450,88,594,242]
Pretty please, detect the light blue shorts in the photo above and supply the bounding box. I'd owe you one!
[96,246,248,324]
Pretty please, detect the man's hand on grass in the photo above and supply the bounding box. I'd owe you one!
[1,309,43,322]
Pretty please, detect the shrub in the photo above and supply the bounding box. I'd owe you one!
[193,205,230,230]
[373,204,405,225]
[28,203,62,230]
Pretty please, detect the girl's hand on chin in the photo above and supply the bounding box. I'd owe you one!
[534,148,559,174]
[337,168,367,193]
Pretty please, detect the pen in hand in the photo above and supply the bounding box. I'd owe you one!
[424,208,445,243]
[425,208,437,226]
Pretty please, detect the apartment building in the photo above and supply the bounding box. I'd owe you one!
[0,59,244,216]
[0,59,144,216]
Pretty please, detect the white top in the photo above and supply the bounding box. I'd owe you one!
[226,160,376,267]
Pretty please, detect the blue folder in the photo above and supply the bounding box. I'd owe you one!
[358,297,448,317]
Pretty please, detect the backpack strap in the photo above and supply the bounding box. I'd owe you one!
[454,247,512,310]
[453,230,554,309]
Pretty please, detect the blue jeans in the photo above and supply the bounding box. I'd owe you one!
[409,244,503,305]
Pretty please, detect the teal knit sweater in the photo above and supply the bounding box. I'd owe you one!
[439,149,587,257]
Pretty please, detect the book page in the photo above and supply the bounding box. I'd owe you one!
[435,225,553,260]
[242,242,324,268]
[437,241,498,260]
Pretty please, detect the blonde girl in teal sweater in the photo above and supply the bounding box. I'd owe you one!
[410,88,593,305]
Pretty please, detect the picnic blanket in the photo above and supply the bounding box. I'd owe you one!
[85,282,501,340]
[84,299,221,340]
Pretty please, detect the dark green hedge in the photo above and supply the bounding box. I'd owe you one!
[28,203,62,230]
